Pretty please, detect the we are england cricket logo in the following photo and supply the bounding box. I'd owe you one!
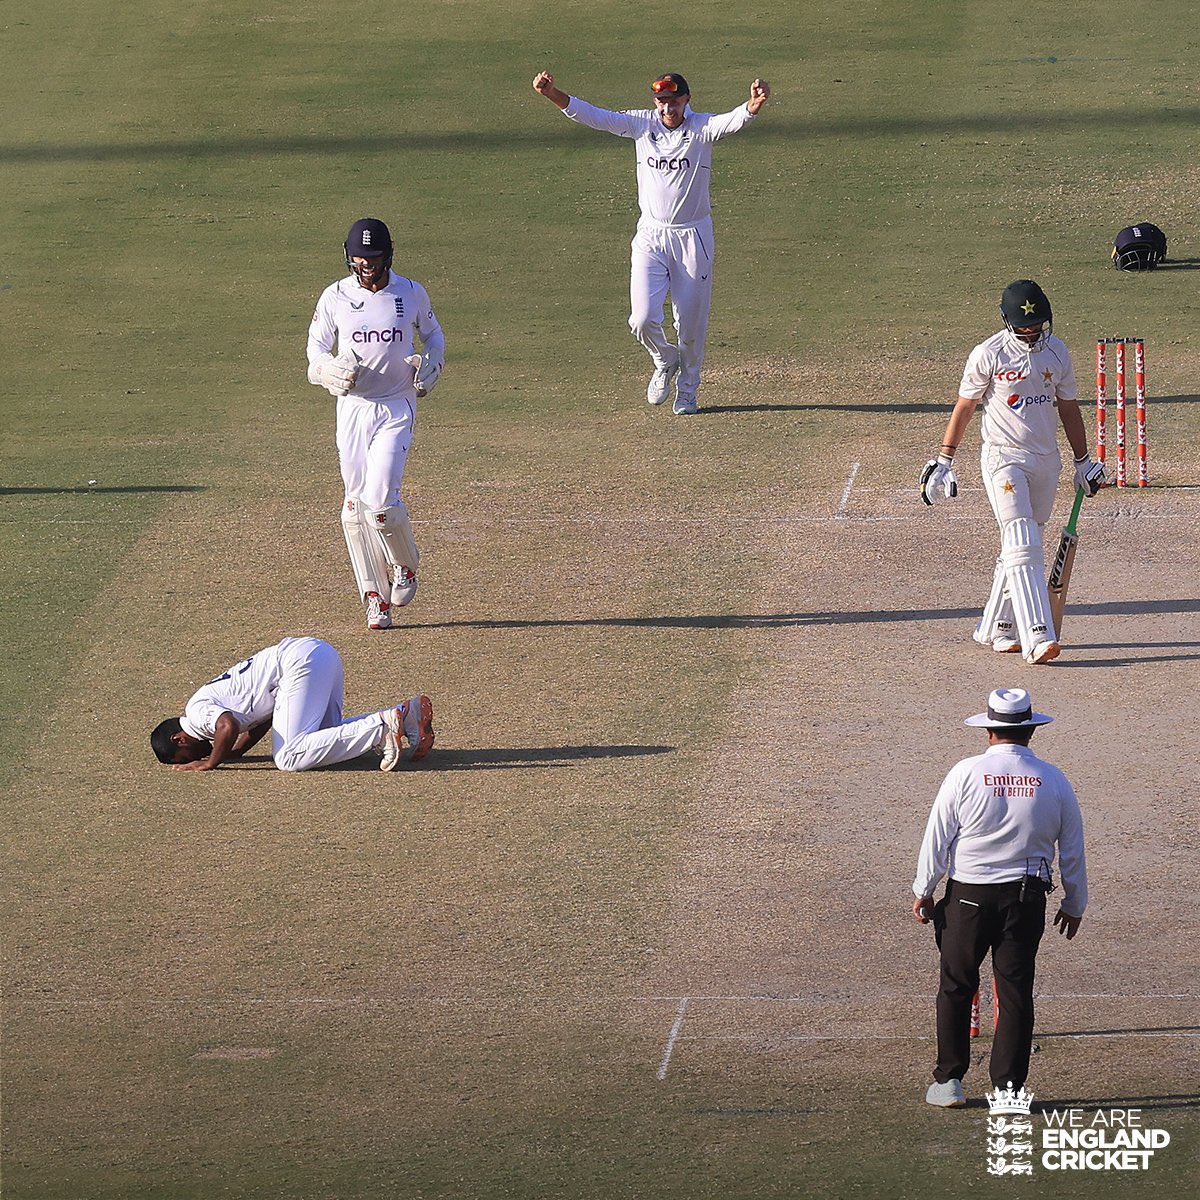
[984,1084,1170,1176]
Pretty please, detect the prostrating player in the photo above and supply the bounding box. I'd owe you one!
[307,218,445,630]
[920,280,1105,665]
[532,70,770,415]
[150,636,433,772]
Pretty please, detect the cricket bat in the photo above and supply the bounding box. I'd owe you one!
[1048,486,1085,637]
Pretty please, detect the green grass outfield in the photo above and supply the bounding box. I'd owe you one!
[3,2,1198,1197]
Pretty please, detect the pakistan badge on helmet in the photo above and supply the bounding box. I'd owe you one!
[1112,223,1168,272]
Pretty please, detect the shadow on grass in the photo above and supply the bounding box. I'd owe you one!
[1035,1025,1200,1039]
[426,743,675,771]
[411,598,1200,634]
[8,106,1200,164]
[0,485,207,495]
[698,402,952,415]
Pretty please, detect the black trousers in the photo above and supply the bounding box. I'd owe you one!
[933,878,1047,1088]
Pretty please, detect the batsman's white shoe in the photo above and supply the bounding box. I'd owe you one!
[672,392,698,416]
[401,694,435,762]
[972,629,992,649]
[1026,640,1061,666]
[993,637,1022,654]
[647,358,679,406]
[365,591,392,631]
[390,566,418,608]
[378,695,434,771]
[925,1080,966,1108]
[379,707,404,771]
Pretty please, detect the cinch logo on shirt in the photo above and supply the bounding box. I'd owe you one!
[351,328,407,343]
[648,155,691,171]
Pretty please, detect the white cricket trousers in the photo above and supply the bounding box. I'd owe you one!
[629,216,715,398]
[979,445,1061,652]
[335,394,415,510]
[271,637,384,772]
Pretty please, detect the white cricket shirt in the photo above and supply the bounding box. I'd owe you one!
[180,641,286,740]
[959,330,1078,457]
[913,743,1088,916]
[562,98,756,226]
[307,271,444,402]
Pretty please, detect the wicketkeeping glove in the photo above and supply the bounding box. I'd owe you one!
[1073,455,1106,497]
[404,353,442,398]
[309,352,358,396]
[920,454,958,506]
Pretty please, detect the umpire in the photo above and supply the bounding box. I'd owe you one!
[912,687,1088,1108]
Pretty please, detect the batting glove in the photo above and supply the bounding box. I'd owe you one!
[404,353,442,398]
[309,353,358,396]
[920,454,958,506]
[1073,455,1106,497]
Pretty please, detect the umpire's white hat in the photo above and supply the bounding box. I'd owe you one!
[964,687,1053,729]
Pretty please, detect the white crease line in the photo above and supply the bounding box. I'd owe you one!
[835,462,861,518]
[656,997,690,1081]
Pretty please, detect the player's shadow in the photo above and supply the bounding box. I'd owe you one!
[314,744,676,772]
[1151,393,1200,405]
[410,598,1200,634]
[1154,258,1200,270]
[697,401,950,415]
[423,743,675,771]
[1035,1025,1200,1039]
[0,485,206,495]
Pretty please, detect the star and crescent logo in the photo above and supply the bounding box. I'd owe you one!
[1021,299,1037,315]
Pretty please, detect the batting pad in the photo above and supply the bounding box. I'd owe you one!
[368,503,419,573]
[1001,518,1055,647]
[342,499,390,600]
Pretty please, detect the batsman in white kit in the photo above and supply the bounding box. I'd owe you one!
[920,281,1105,665]
[150,637,433,772]
[533,70,770,414]
[307,217,445,630]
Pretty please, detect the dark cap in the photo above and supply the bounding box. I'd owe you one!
[1000,279,1051,329]
[651,73,690,98]
[345,217,392,259]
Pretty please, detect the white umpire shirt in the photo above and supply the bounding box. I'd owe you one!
[959,331,1078,458]
[307,270,444,402]
[561,98,756,226]
[913,742,1088,916]
[180,642,285,740]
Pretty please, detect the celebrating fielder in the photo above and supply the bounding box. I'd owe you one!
[533,69,770,415]
[150,636,434,773]
[307,217,445,630]
[920,280,1105,664]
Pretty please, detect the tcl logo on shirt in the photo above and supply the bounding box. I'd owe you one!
[994,369,1028,382]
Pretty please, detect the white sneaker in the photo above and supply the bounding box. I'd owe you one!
[390,566,417,608]
[378,695,434,771]
[647,359,679,406]
[366,591,392,630]
[379,707,404,771]
[672,393,698,416]
[993,637,1022,654]
[926,1079,966,1108]
[1026,640,1061,665]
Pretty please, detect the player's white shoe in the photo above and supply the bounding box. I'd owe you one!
[647,359,679,406]
[925,1079,966,1108]
[390,566,417,608]
[1026,640,1061,665]
[993,637,1022,653]
[378,695,434,771]
[672,393,698,416]
[366,591,392,630]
